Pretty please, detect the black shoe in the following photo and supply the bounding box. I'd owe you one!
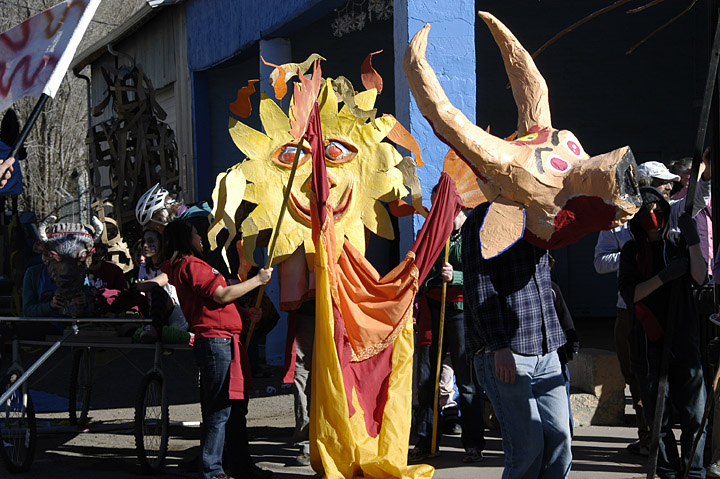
[626,439,649,456]
[463,447,483,463]
[408,445,439,463]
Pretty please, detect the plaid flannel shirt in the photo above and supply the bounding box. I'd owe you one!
[462,205,566,356]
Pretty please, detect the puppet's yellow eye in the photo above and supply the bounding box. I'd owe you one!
[325,139,357,164]
[271,143,311,168]
[516,132,538,142]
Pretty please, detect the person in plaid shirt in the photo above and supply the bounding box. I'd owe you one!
[462,203,572,479]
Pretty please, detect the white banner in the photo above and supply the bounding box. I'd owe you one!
[0,0,102,113]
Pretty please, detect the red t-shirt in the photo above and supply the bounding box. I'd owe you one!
[163,256,243,338]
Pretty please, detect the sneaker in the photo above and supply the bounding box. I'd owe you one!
[408,445,439,463]
[708,462,720,478]
[626,439,649,456]
[444,422,462,435]
[293,452,311,466]
[408,446,428,463]
[211,474,233,479]
[463,447,483,463]
[139,325,159,344]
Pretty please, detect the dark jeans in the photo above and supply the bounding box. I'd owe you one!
[194,337,252,479]
[615,307,649,445]
[639,340,706,479]
[414,301,485,452]
[293,301,315,453]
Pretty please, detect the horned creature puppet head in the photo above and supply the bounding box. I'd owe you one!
[37,215,103,317]
[403,12,641,258]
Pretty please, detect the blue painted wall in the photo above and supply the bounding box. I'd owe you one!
[186,0,345,200]
[393,0,477,252]
[185,0,345,72]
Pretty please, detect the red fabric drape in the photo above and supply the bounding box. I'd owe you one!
[410,172,463,285]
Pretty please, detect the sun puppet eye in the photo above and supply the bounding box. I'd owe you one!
[271,143,311,168]
[325,139,357,164]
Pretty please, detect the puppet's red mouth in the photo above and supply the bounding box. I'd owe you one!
[524,196,617,250]
[289,187,353,225]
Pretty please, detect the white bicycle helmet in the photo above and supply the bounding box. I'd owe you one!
[136,183,170,226]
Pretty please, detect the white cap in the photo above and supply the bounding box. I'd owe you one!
[637,161,680,182]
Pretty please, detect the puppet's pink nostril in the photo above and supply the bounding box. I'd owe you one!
[550,157,568,171]
[567,141,580,156]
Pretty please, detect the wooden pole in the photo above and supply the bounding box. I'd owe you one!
[430,238,451,455]
[244,137,305,349]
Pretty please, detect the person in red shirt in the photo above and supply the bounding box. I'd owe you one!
[162,219,273,479]
[87,243,127,291]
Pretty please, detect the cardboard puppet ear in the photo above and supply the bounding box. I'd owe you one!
[480,197,526,259]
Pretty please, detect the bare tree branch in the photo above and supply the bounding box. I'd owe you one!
[531,0,634,59]
[627,0,666,14]
[626,0,699,54]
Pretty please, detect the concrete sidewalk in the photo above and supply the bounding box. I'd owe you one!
[16,393,651,479]
[3,344,657,478]
[251,395,649,479]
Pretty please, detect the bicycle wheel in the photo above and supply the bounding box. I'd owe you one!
[0,372,36,473]
[69,348,92,425]
[134,372,168,474]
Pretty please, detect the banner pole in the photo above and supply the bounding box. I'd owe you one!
[7,94,50,160]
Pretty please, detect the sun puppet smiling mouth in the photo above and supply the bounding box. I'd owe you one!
[290,186,353,225]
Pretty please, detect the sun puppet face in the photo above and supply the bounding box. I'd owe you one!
[231,79,407,265]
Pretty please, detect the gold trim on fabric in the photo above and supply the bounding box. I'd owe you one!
[350,309,411,362]
[349,258,419,362]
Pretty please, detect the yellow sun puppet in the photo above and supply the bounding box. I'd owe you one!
[209,56,424,310]
[239,85,405,260]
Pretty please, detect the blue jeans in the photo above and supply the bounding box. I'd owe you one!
[415,303,485,452]
[639,340,706,479]
[475,349,572,479]
[194,337,251,479]
[168,303,189,331]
